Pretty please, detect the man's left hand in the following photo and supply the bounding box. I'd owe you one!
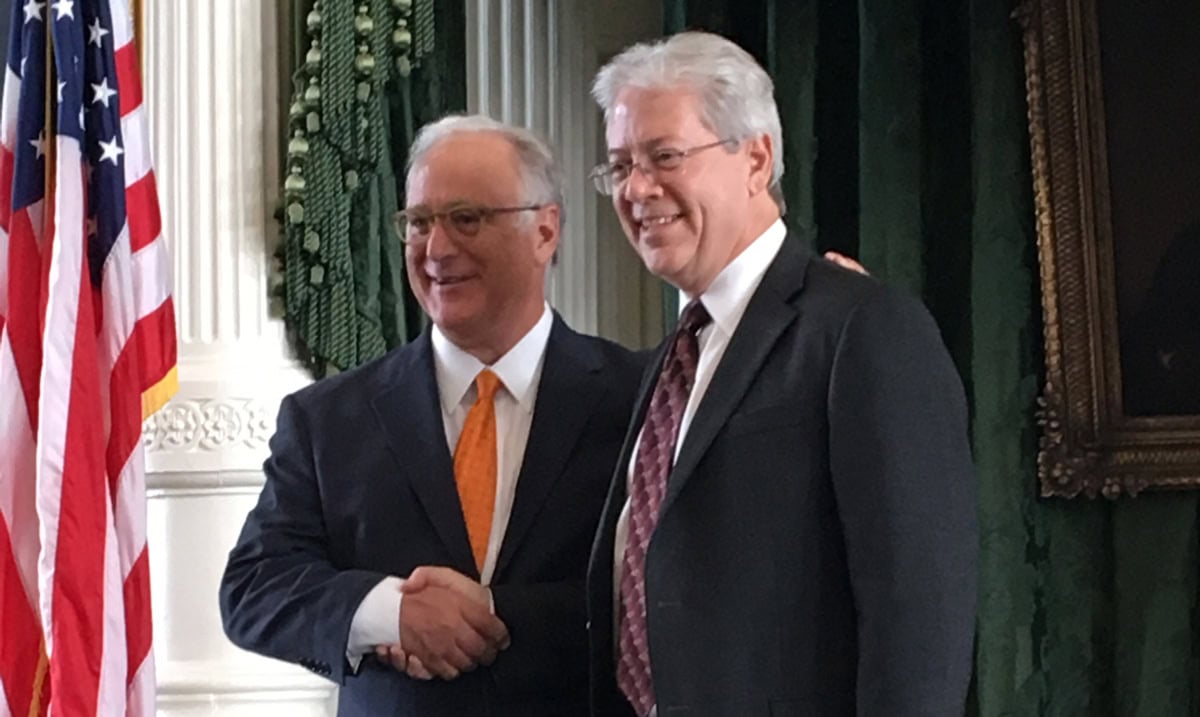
[824,251,868,275]
[375,644,434,680]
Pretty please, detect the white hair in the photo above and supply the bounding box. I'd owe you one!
[592,31,786,212]
[405,114,565,227]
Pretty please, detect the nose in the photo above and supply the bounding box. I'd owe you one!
[422,217,457,260]
[621,163,661,203]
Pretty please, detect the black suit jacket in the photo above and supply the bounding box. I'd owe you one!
[220,315,643,716]
[588,238,977,716]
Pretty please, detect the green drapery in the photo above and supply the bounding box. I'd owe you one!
[665,1,1200,714]
[279,0,465,377]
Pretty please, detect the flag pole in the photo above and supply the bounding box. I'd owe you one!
[133,0,144,69]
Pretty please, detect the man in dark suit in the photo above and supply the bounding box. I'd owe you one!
[585,32,977,716]
[220,115,643,716]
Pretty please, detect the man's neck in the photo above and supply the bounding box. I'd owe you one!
[685,209,781,298]
[447,302,547,366]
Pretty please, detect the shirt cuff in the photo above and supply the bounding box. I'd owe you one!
[345,576,404,671]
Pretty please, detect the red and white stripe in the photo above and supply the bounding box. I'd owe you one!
[1,48,51,717]
[1,1,175,714]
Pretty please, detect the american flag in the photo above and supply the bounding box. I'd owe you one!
[0,0,176,714]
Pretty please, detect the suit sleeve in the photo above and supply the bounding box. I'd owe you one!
[219,394,388,684]
[827,287,978,716]
[487,581,588,695]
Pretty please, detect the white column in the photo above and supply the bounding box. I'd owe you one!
[142,2,333,715]
[465,0,600,335]
[463,0,665,347]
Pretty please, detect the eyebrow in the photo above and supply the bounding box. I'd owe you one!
[607,137,678,156]
[404,199,479,212]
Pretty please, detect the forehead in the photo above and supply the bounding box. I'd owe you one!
[604,87,712,150]
[407,132,523,205]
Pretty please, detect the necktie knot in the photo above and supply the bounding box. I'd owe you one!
[676,299,711,337]
[475,369,501,402]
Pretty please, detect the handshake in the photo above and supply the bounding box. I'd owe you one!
[375,566,511,681]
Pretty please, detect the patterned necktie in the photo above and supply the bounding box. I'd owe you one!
[453,369,501,572]
[617,299,712,717]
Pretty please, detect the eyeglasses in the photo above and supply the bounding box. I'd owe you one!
[393,204,547,244]
[589,138,737,196]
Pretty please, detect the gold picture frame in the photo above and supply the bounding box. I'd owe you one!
[1018,0,1200,498]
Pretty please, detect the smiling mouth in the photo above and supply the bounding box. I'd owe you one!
[429,274,474,287]
[636,213,683,232]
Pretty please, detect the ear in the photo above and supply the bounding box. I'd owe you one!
[745,133,774,197]
[533,205,561,264]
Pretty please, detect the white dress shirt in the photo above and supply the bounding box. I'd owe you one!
[345,303,553,664]
[612,220,787,682]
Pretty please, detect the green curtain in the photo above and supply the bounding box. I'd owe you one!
[278,0,465,377]
[665,1,1200,714]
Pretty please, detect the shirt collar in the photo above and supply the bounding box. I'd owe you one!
[431,303,553,414]
[689,218,787,337]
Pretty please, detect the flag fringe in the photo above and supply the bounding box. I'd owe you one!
[26,641,48,717]
[141,365,177,419]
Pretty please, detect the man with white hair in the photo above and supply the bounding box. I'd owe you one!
[585,32,977,716]
[220,115,644,715]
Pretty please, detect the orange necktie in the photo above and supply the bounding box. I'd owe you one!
[453,369,501,572]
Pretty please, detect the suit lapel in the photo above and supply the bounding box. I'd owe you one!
[598,339,668,541]
[609,342,667,508]
[595,340,663,517]
[493,317,607,579]
[660,238,812,515]
[370,332,478,577]
[587,340,665,669]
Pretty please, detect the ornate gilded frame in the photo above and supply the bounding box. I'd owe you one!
[1017,0,1200,498]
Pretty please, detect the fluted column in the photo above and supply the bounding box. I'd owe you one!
[464,0,597,335]
[463,0,665,348]
[141,2,332,714]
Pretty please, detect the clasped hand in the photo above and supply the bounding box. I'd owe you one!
[374,566,510,681]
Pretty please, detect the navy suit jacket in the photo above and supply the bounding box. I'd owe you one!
[588,237,977,716]
[221,315,643,716]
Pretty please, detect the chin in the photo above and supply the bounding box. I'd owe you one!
[636,245,686,284]
[427,298,481,329]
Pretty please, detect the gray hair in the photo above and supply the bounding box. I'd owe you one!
[405,114,566,227]
[592,31,786,212]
